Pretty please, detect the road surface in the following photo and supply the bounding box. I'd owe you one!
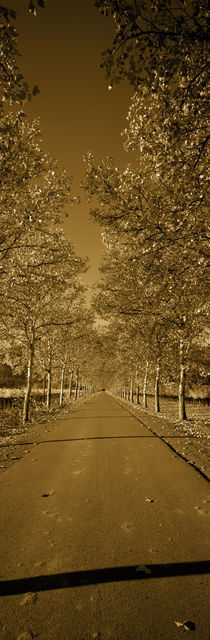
[0,392,209,639]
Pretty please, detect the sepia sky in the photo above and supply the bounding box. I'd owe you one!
[5,0,132,294]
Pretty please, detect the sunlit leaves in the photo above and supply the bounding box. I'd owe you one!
[0,6,30,107]
[95,0,208,96]
[28,0,45,17]
[0,111,76,264]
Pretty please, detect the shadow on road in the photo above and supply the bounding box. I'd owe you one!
[0,435,200,448]
[1,560,209,596]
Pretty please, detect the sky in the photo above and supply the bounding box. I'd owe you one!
[4,0,133,296]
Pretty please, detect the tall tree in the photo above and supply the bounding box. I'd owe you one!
[0,228,87,423]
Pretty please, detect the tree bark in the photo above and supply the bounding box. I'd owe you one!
[68,369,74,399]
[75,370,79,400]
[59,353,67,407]
[179,339,187,420]
[43,374,46,401]
[154,359,160,413]
[46,339,52,410]
[136,384,140,405]
[142,360,149,409]
[23,332,34,425]
[130,380,134,402]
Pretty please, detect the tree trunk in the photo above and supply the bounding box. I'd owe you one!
[76,379,80,400]
[154,359,160,413]
[59,353,67,407]
[136,384,140,405]
[59,366,64,406]
[75,370,79,400]
[46,339,52,410]
[142,360,149,409]
[179,339,187,420]
[130,380,134,402]
[23,334,34,425]
[68,369,74,399]
[43,374,46,401]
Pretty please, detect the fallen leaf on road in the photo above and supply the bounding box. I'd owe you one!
[20,593,37,606]
[42,488,56,497]
[145,498,154,503]
[183,621,196,631]
[174,620,196,631]
[136,565,151,575]
[121,521,132,530]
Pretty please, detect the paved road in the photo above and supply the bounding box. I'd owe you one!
[0,392,209,640]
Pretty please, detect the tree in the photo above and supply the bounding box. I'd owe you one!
[44,307,94,407]
[0,5,30,107]
[0,1,93,423]
[95,1,208,101]
[83,151,208,418]
[0,226,87,423]
[0,1,43,107]
[0,111,78,266]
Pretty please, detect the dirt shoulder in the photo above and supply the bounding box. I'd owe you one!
[112,395,210,481]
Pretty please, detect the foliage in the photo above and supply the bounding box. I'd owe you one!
[83,1,208,409]
[0,1,93,421]
[28,0,45,17]
[0,4,29,107]
[95,0,208,96]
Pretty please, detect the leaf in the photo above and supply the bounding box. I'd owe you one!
[32,85,40,96]
[136,565,151,575]
[20,592,37,606]
[183,621,196,631]
[174,620,196,631]
[42,488,56,497]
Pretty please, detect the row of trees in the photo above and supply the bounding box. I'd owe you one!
[0,4,95,424]
[82,0,209,419]
[0,1,208,423]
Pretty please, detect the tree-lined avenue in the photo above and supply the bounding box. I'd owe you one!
[0,392,209,639]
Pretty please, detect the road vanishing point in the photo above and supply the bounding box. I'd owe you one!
[0,392,209,639]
